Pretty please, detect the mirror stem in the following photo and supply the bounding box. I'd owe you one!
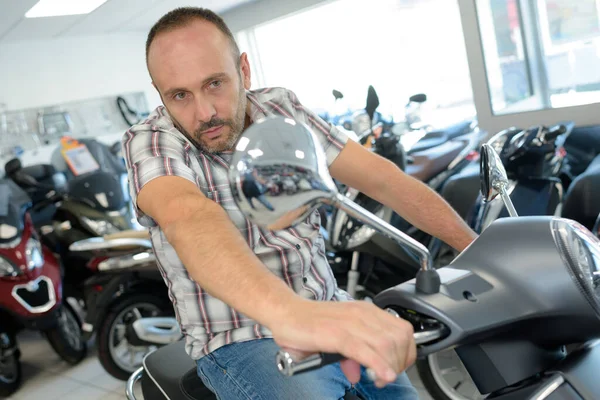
[334,193,440,294]
[500,188,519,217]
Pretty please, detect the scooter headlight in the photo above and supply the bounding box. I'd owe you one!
[552,218,600,316]
[25,237,44,270]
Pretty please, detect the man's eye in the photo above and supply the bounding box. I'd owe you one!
[210,80,222,89]
[174,92,187,100]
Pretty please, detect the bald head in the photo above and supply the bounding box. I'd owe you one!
[146,7,240,78]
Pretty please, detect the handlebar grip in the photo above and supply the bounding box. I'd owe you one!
[544,124,567,142]
[276,327,447,378]
[277,352,344,377]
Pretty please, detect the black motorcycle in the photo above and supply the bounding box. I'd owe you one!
[69,231,173,381]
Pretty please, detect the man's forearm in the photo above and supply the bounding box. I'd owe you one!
[163,200,304,328]
[370,164,477,252]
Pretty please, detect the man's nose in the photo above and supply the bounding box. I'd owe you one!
[194,98,216,123]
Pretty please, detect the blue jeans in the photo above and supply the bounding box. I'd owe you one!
[196,338,419,400]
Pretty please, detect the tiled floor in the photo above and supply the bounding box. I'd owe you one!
[6,331,140,400]
[7,330,433,400]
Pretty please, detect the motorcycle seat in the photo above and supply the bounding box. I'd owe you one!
[408,120,473,154]
[405,139,467,182]
[142,340,364,399]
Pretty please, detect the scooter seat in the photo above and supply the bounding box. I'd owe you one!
[408,119,474,154]
[408,132,448,154]
[142,340,216,400]
[141,340,365,399]
[405,139,467,182]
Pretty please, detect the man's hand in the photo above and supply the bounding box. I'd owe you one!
[268,300,417,388]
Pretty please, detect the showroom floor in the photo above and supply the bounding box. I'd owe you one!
[7,330,433,400]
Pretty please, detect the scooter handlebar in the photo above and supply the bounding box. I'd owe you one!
[276,326,446,378]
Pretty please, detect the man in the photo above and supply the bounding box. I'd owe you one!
[123,7,478,399]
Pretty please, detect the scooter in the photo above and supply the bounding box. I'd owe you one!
[0,178,86,397]
[233,118,600,399]
[416,122,573,400]
[5,147,140,310]
[127,117,600,399]
[68,230,173,380]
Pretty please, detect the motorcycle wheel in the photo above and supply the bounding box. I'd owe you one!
[0,333,21,397]
[98,293,170,380]
[44,304,87,365]
[417,350,486,400]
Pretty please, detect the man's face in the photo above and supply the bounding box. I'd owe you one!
[148,21,251,153]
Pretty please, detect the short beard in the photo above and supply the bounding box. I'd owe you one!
[171,84,247,154]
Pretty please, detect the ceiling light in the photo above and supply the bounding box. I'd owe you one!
[25,0,108,18]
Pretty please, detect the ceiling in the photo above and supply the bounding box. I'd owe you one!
[0,0,256,43]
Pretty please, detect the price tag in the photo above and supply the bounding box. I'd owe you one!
[60,138,100,176]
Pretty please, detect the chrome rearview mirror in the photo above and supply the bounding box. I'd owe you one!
[479,143,518,217]
[229,117,337,231]
[229,117,441,294]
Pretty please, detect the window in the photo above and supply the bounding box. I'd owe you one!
[478,0,535,113]
[247,0,475,128]
[539,0,600,108]
[476,0,600,115]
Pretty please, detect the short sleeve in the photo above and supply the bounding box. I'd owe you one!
[121,126,198,227]
[286,90,350,166]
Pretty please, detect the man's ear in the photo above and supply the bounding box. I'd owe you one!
[239,52,252,90]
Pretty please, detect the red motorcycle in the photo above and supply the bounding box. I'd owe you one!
[0,179,86,397]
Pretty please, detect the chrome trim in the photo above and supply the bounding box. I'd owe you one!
[11,275,56,313]
[126,366,144,400]
[529,374,565,400]
[132,318,181,345]
[98,251,156,271]
[142,350,172,400]
[69,237,152,252]
[480,180,517,231]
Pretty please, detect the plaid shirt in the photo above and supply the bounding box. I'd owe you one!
[122,87,352,360]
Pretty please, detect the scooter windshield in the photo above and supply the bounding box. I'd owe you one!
[68,171,127,212]
[78,139,126,175]
[50,138,126,179]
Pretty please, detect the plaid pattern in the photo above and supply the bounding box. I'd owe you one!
[122,87,352,360]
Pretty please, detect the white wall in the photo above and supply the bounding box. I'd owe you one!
[0,32,162,112]
[0,0,333,113]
